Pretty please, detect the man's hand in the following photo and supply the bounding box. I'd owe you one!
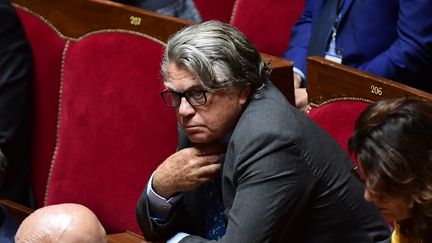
[293,72,303,89]
[293,73,309,112]
[295,88,309,113]
[152,143,225,199]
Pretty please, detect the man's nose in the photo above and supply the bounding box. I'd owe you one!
[178,97,195,116]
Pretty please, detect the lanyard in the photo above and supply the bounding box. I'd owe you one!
[332,0,345,36]
[326,0,344,62]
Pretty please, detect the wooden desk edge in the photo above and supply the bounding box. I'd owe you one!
[108,231,148,243]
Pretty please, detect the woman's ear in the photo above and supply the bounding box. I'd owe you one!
[408,197,415,210]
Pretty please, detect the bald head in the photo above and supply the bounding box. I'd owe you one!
[15,203,107,243]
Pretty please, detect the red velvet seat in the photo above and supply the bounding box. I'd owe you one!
[306,56,432,174]
[45,32,178,234]
[194,0,305,56]
[306,56,432,228]
[12,0,295,235]
[13,0,181,234]
[15,6,66,209]
[307,100,370,166]
[229,0,305,56]
[194,0,235,22]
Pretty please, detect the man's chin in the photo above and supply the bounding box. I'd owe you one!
[184,131,213,144]
[186,134,211,144]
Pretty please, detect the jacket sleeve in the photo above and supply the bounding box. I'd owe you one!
[0,1,32,145]
[183,123,316,243]
[283,0,323,77]
[136,128,198,241]
[357,0,432,88]
[136,184,185,241]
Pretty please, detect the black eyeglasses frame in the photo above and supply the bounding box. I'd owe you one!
[160,89,209,108]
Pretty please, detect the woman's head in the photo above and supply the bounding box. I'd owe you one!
[349,98,432,240]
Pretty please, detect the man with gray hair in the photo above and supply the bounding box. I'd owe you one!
[136,20,390,242]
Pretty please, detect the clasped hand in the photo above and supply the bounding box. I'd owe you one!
[152,143,225,199]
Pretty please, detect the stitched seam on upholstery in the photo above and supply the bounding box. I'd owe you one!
[73,29,167,46]
[307,97,374,114]
[14,3,167,205]
[310,97,374,107]
[228,0,240,24]
[43,40,69,206]
[12,3,69,40]
[41,30,165,205]
[12,3,168,46]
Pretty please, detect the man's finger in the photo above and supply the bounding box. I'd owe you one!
[197,163,221,179]
[195,154,221,167]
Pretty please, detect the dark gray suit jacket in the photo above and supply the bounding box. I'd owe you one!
[136,83,390,242]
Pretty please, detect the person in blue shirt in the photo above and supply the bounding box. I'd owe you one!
[284,0,432,111]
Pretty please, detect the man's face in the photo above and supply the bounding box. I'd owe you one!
[165,63,249,144]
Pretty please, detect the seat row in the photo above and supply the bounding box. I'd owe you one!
[10,0,432,237]
[12,0,294,234]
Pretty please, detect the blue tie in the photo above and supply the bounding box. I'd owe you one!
[204,176,226,240]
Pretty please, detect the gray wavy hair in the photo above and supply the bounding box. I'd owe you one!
[161,20,271,96]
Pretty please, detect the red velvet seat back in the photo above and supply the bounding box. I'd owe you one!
[229,0,305,56]
[193,0,235,22]
[15,6,66,208]
[45,32,178,234]
[307,100,370,166]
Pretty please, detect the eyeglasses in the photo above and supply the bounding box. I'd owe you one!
[160,89,209,108]
[351,165,365,182]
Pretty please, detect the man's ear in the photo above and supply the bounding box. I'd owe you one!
[238,86,252,106]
